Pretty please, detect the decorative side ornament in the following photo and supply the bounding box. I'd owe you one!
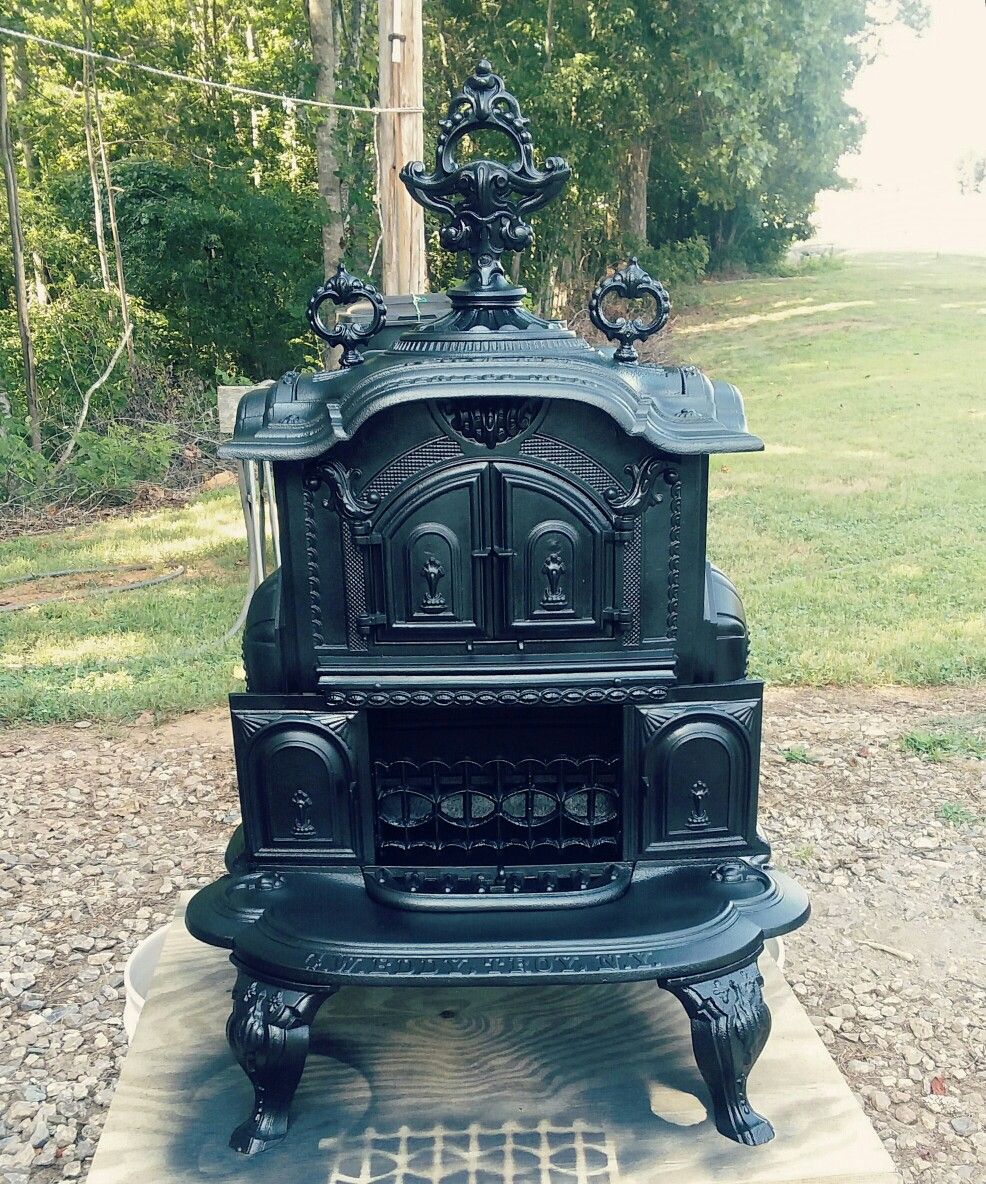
[687,780,711,829]
[305,460,380,523]
[540,552,568,610]
[418,554,447,613]
[307,263,387,368]
[589,258,671,363]
[291,790,316,838]
[604,456,669,517]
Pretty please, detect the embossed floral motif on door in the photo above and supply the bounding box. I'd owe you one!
[418,553,447,614]
[540,549,569,611]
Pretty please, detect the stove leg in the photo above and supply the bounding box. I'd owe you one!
[665,959,774,1146]
[225,971,334,1155]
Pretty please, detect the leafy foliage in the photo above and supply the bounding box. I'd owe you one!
[634,237,711,288]
[58,161,325,379]
[0,0,926,503]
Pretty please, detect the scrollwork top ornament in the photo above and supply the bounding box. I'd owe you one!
[400,60,570,291]
[589,257,671,364]
[307,263,388,369]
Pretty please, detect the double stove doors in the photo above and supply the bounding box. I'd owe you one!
[367,460,619,644]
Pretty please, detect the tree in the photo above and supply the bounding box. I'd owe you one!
[1,47,41,450]
[88,160,324,379]
[304,0,345,277]
[956,153,986,196]
[82,0,135,371]
[0,0,928,487]
[423,0,926,282]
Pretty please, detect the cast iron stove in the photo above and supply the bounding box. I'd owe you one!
[187,60,809,1156]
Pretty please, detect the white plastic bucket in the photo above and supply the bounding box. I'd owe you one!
[764,935,785,972]
[123,924,169,1043]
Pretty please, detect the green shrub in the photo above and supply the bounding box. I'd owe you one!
[902,722,986,763]
[0,429,51,504]
[56,161,325,382]
[65,424,175,501]
[0,422,175,507]
[0,288,146,449]
[633,236,711,287]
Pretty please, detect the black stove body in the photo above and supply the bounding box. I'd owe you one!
[188,61,809,1157]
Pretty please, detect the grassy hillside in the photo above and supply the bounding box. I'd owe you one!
[1,254,983,723]
[0,491,247,723]
[680,254,985,684]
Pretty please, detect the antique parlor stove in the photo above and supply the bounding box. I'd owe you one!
[187,61,809,1157]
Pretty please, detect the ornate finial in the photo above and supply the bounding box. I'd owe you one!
[588,258,671,363]
[400,61,570,293]
[307,263,388,368]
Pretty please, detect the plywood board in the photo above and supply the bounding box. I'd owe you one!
[88,902,898,1184]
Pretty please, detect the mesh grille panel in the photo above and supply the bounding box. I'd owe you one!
[366,436,461,499]
[623,521,642,646]
[519,434,620,496]
[342,524,368,652]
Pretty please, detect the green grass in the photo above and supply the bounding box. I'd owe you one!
[1,253,984,724]
[679,253,986,686]
[901,716,986,762]
[0,489,247,724]
[937,803,980,827]
[780,745,822,765]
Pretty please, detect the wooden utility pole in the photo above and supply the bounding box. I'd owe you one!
[0,51,42,451]
[377,0,426,294]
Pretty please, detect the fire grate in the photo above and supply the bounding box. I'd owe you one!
[373,755,622,866]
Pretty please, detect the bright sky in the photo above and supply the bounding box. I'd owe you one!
[813,0,986,254]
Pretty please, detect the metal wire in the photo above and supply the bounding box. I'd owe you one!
[0,26,424,116]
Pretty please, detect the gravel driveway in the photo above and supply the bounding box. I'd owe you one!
[1,687,983,1183]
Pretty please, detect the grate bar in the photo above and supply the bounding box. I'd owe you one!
[373,754,622,866]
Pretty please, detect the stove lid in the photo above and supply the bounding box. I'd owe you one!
[220,360,760,461]
[221,61,763,461]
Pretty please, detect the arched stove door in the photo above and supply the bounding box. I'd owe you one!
[373,461,490,642]
[365,459,619,647]
[491,462,613,639]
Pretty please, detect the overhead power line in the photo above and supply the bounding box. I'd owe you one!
[0,25,423,116]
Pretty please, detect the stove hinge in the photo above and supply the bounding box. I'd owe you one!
[352,528,385,636]
[356,610,386,636]
[603,524,633,634]
[603,605,633,631]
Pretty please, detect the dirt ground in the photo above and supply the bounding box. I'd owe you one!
[0,686,983,1183]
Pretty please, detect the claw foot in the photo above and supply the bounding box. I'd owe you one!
[666,958,774,1146]
[225,971,333,1155]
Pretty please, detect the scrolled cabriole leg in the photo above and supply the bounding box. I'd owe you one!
[225,971,334,1155]
[665,958,774,1146]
